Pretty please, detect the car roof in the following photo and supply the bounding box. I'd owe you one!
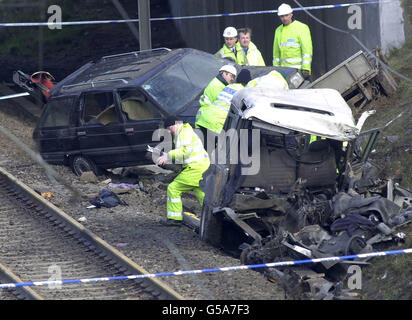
[233,87,372,141]
[50,48,184,96]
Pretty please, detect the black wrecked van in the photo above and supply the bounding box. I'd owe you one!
[31,48,303,176]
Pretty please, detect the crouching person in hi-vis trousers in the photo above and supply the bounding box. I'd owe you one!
[156,116,210,226]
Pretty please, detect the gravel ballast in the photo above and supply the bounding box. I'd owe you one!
[0,104,285,300]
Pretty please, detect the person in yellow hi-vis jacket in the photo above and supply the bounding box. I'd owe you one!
[196,64,237,144]
[236,28,266,66]
[246,69,289,91]
[273,3,313,80]
[196,65,237,126]
[197,82,245,135]
[156,116,210,226]
[215,26,239,63]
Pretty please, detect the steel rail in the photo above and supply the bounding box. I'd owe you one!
[0,166,184,300]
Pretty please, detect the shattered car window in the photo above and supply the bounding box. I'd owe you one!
[41,97,74,128]
[142,53,224,113]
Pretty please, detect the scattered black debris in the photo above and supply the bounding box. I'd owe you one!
[90,189,128,208]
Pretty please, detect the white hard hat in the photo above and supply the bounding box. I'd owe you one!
[223,27,238,38]
[277,3,293,16]
[219,65,237,77]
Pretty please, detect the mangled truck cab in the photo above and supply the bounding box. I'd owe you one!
[198,87,411,262]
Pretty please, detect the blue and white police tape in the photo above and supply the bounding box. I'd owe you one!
[0,247,411,289]
[0,0,401,28]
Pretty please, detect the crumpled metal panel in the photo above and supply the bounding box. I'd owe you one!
[232,87,374,141]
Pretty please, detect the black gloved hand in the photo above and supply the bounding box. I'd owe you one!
[301,69,311,80]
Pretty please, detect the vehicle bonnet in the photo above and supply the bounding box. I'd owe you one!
[233,87,373,141]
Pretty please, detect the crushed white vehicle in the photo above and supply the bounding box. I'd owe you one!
[197,87,412,299]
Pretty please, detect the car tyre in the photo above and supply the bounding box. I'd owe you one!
[71,155,99,176]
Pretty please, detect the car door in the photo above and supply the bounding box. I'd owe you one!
[77,90,129,167]
[33,95,78,164]
[114,88,164,165]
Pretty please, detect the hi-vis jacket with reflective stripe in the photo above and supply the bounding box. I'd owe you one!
[236,42,266,66]
[246,70,289,91]
[196,77,226,124]
[196,83,244,134]
[215,43,239,63]
[273,20,313,73]
[168,123,209,167]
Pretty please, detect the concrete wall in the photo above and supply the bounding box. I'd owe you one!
[380,0,406,54]
[167,0,406,78]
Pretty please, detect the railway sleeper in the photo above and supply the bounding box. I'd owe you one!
[0,169,184,300]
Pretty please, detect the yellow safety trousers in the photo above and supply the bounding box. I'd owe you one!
[166,123,210,221]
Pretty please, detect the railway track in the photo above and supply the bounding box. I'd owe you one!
[0,167,184,300]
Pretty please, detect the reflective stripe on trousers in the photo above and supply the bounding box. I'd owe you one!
[167,188,183,221]
[167,196,181,203]
[166,173,206,221]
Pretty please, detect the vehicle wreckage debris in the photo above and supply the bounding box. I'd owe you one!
[196,99,412,299]
[89,189,128,208]
[229,186,412,299]
[1,247,410,290]
[4,43,409,300]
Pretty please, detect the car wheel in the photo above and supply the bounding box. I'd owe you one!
[71,155,99,176]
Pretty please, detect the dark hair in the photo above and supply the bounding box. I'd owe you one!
[237,27,252,37]
[236,69,252,85]
[164,115,178,128]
